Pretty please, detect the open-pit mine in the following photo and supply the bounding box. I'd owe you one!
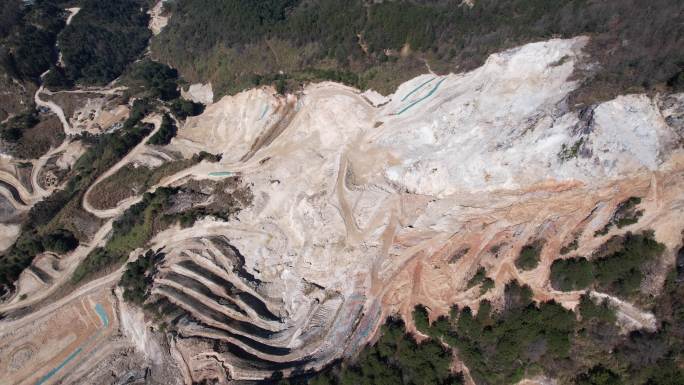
[2,34,684,384]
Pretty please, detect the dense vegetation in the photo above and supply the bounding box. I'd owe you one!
[593,232,665,298]
[441,284,576,385]
[0,0,65,81]
[551,231,665,298]
[405,274,684,385]
[595,197,644,236]
[120,249,164,305]
[147,114,177,145]
[153,0,684,101]
[299,266,680,385]
[515,241,542,271]
[298,318,463,385]
[0,110,38,142]
[550,257,594,291]
[57,0,150,85]
[72,187,176,283]
[126,60,181,101]
[124,98,154,129]
[124,60,205,120]
[0,113,152,295]
[169,98,204,119]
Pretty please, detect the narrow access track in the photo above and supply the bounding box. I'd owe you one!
[82,114,162,218]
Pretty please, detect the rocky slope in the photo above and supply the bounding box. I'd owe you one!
[2,30,684,383]
[130,36,684,381]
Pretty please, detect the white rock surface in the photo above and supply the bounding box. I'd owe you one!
[148,1,168,36]
[361,89,389,106]
[0,224,20,253]
[150,36,684,380]
[118,290,164,364]
[173,37,684,299]
[181,83,214,105]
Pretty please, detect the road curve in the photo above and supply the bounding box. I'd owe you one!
[34,86,72,134]
[82,114,162,218]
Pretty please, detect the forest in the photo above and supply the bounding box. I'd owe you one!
[0,0,152,86]
[71,187,176,284]
[298,263,684,385]
[550,231,665,299]
[153,0,683,102]
[0,0,65,81]
[297,231,681,385]
[57,0,151,85]
[0,110,152,295]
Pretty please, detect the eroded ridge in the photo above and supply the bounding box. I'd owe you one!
[146,236,365,380]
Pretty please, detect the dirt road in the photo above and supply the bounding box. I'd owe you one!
[82,114,162,218]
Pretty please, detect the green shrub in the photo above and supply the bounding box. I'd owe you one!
[593,231,664,298]
[467,266,487,288]
[515,241,543,271]
[41,229,78,254]
[123,98,153,129]
[170,98,205,119]
[560,238,579,255]
[575,365,623,385]
[466,267,494,295]
[193,151,222,163]
[595,197,644,236]
[413,304,431,335]
[578,294,616,324]
[550,257,594,291]
[480,277,495,294]
[127,60,180,101]
[0,111,38,142]
[120,249,163,305]
[558,138,584,162]
[58,0,150,85]
[553,231,665,298]
[71,247,114,283]
[147,114,177,145]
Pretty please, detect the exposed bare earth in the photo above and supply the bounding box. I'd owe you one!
[1,37,684,384]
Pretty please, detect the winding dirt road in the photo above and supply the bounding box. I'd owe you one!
[34,86,72,134]
[82,114,162,218]
[0,219,115,313]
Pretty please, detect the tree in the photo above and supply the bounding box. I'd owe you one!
[58,0,150,85]
[413,304,431,335]
[550,257,594,291]
[578,294,616,323]
[515,241,542,271]
[147,114,177,145]
[170,98,205,118]
[0,111,39,142]
[42,229,79,254]
[575,365,623,385]
[128,60,180,101]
